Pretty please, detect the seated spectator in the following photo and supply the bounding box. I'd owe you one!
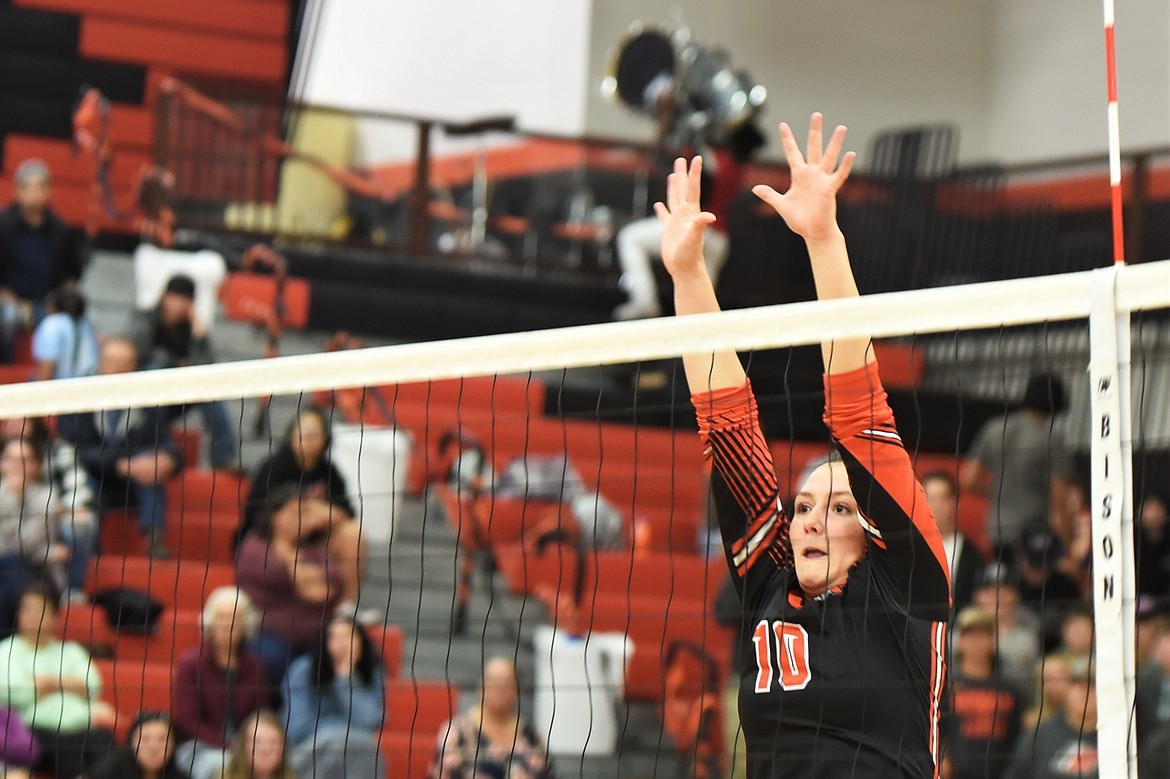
[1022,652,1074,731]
[130,274,237,470]
[0,437,68,634]
[971,564,1041,699]
[218,711,294,779]
[0,583,115,778]
[1137,493,1170,601]
[85,710,190,779]
[0,417,97,602]
[235,486,344,688]
[174,587,270,779]
[923,470,984,611]
[57,338,181,558]
[1003,655,1098,779]
[32,285,99,381]
[0,703,40,777]
[1057,604,1094,661]
[1015,530,1084,650]
[1137,630,1170,742]
[0,160,88,364]
[961,373,1073,558]
[428,657,555,779]
[946,606,1022,779]
[242,408,363,605]
[280,614,384,777]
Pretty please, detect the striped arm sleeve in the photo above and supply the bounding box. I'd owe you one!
[693,381,790,577]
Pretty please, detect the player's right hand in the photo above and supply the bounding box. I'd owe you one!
[654,156,716,279]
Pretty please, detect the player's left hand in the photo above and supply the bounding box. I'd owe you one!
[752,113,855,243]
[654,156,717,279]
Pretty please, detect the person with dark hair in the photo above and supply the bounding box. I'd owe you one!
[31,284,99,381]
[57,338,182,558]
[241,408,364,606]
[84,710,191,779]
[1136,493,1170,601]
[923,470,985,612]
[0,437,68,632]
[235,486,345,688]
[280,615,384,776]
[428,657,554,779]
[971,564,1041,698]
[0,583,115,778]
[944,606,1022,779]
[0,416,98,602]
[130,274,237,470]
[217,711,295,779]
[961,372,1074,558]
[0,160,89,364]
[174,587,270,779]
[666,116,950,776]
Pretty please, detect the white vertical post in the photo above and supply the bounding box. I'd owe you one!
[1087,266,1138,779]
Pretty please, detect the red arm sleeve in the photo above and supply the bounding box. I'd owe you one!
[693,381,791,582]
[824,363,951,618]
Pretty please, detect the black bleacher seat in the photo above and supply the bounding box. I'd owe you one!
[0,6,79,58]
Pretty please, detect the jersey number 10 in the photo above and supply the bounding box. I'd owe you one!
[751,620,811,692]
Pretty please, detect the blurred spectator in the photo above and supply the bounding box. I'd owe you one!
[1057,605,1094,662]
[961,373,1073,557]
[1,417,97,602]
[428,657,555,779]
[0,160,88,364]
[972,564,1041,698]
[1137,606,1168,670]
[0,583,115,778]
[235,486,344,688]
[85,710,190,779]
[923,470,984,611]
[57,338,181,558]
[1022,652,1074,731]
[131,274,237,470]
[242,408,363,605]
[1003,655,1098,779]
[713,574,746,779]
[280,614,384,777]
[0,437,68,633]
[1136,630,1170,742]
[1137,493,1170,601]
[1140,722,1170,778]
[945,606,1021,779]
[174,587,270,779]
[31,285,99,381]
[217,711,294,779]
[1015,530,1084,649]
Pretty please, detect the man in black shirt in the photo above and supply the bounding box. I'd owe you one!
[0,160,88,363]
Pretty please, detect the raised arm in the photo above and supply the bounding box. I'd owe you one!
[752,114,867,374]
[654,155,745,393]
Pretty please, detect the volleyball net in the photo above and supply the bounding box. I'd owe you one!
[0,260,1167,779]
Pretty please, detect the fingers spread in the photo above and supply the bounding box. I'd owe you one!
[832,151,857,187]
[752,184,783,210]
[686,155,704,204]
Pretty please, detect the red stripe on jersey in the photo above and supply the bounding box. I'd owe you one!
[928,620,947,777]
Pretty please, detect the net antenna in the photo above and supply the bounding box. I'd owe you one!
[1092,1,1137,775]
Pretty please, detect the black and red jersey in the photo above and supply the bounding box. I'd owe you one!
[693,362,951,778]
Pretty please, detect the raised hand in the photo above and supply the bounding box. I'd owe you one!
[653,156,717,279]
[752,113,855,243]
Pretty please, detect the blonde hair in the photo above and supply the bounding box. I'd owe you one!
[201,586,259,641]
[219,710,294,779]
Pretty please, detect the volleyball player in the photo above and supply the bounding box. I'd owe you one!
[658,114,951,777]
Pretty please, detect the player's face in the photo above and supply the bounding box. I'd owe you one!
[791,462,866,597]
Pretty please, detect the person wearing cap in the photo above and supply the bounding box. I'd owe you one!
[130,274,238,470]
[961,373,1075,558]
[1003,654,1098,779]
[944,606,1022,779]
[0,160,89,363]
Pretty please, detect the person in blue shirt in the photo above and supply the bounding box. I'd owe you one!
[31,285,100,381]
[280,614,384,777]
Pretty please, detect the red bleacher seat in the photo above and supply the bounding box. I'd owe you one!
[384,679,457,740]
[94,658,173,736]
[380,731,435,779]
[89,558,235,611]
[168,469,249,515]
[219,272,311,330]
[366,624,403,679]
